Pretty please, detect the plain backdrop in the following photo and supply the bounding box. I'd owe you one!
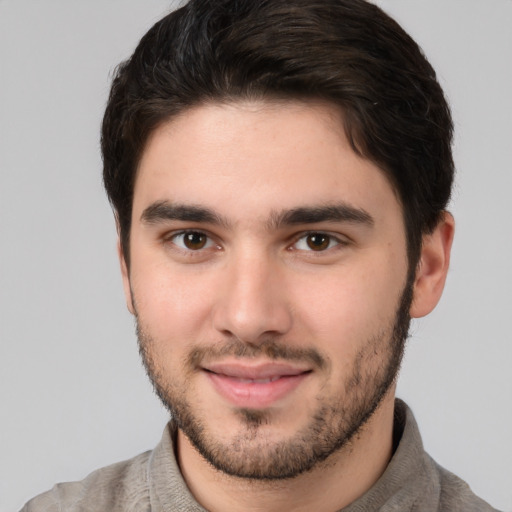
[1,1,511,511]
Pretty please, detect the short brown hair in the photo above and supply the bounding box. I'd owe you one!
[102,0,454,268]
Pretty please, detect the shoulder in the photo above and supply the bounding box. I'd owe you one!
[428,456,501,512]
[391,401,501,512]
[20,450,152,512]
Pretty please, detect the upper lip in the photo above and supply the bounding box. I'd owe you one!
[203,361,311,380]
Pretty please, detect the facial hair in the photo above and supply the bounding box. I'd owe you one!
[135,276,413,481]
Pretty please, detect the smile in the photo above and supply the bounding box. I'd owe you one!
[202,361,312,409]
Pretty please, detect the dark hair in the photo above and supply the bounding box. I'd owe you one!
[102,0,454,268]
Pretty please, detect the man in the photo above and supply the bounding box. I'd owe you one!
[21,0,500,510]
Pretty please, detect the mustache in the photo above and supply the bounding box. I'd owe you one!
[186,338,327,371]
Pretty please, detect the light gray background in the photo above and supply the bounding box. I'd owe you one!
[1,1,511,511]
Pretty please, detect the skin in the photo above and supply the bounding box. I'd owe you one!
[120,100,454,512]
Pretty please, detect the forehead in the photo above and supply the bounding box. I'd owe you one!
[133,100,401,226]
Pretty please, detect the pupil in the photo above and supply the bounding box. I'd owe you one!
[185,232,206,249]
[307,234,329,250]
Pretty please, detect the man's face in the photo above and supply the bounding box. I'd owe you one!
[123,101,412,479]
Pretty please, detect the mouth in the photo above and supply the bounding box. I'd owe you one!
[202,361,312,409]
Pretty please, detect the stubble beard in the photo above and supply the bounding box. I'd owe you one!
[135,278,413,481]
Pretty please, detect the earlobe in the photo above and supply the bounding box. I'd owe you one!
[410,212,455,319]
[118,238,135,315]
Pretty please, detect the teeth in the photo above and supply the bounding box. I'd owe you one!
[234,376,281,383]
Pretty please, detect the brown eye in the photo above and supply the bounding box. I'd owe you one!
[168,230,218,256]
[183,231,208,250]
[306,233,330,251]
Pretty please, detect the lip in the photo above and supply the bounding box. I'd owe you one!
[203,361,311,409]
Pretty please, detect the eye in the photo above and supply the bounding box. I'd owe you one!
[294,232,342,252]
[170,231,215,251]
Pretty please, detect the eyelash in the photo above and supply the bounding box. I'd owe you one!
[292,232,348,252]
[164,230,348,254]
[166,230,219,252]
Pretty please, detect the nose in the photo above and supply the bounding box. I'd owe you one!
[212,251,293,344]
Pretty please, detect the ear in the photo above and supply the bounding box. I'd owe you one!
[410,212,455,318]
[117,237,135,315]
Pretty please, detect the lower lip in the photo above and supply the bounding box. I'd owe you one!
[206,371,309,409]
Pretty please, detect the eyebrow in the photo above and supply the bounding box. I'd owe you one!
[140,200,374,230]
[141,201,230,227]
[268,204,374,230]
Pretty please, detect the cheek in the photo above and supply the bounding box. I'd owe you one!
[294,261,405,347]
[130,261,216,345]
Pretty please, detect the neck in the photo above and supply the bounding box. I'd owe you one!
[177,391,396,512]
